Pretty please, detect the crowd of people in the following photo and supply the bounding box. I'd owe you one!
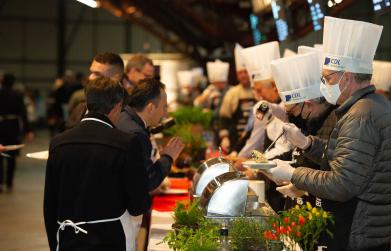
[1,15,391,251]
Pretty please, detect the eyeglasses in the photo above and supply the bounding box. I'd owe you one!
[320,70,344,85]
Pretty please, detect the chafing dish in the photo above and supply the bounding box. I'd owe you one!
[192,155,233,197]
[200,172,249,216]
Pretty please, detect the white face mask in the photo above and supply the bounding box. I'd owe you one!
[320,71,345,105]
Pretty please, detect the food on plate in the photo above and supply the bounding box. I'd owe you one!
[250,150,268,163]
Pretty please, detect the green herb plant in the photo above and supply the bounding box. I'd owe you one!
[162,201,219,251]
[173,201,204,228]
[230,217,266,251]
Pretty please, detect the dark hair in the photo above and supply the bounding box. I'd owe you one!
[125,54,153,73]
[128,78,165,112]
[2,73,16,89]
[85,77,125,114]
[93,52,124,72]
[353,73,372,83]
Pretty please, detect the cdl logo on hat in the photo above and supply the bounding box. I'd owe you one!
[285,92,301,102]
[324,57,341,66]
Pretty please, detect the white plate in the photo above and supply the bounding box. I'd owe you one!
[242,160,295,170]
[242,160,276,169]
[4,144,25,151]
[26,150,49,160]
[162,188,188,195]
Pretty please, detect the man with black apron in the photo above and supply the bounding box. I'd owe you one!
[44,77,151,251]
[220,44,255,148]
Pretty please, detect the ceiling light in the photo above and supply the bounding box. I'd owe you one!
[75,0,100,8]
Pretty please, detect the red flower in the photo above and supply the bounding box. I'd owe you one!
[279,226,287,235]
[299,215,305,226]
[287,226,292,233]
[283,217,290,225]
[291,221,296,227]
[296,231,301,238]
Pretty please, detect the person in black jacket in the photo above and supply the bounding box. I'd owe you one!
[116,78,184,192]
[0,73,33,192]
[44,77,151,251]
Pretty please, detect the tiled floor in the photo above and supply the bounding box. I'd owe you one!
[0,130,50,251]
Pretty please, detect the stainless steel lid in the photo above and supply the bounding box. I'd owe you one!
[200,172,249,217]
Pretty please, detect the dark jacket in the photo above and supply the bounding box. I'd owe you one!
[0,88,30,144]
[116,106,172,191]
[44,112,151,251]
[292,85,391,250]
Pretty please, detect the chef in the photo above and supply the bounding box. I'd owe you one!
[177,70,196,106]
[194,59,230,112]
[238,41,291,161]
[194,59,230,134]
[233,41,291,212]
[269,17,391,251]
[220,44,255,148]
[269,50,329,204]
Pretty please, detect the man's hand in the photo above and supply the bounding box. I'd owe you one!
[276,183,308,199]
[269,159,295,183]
[161,137,184,162]
[282,123,311,149]
[0,144,5,152]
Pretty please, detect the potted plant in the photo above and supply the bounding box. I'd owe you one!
[162,201,219,251]
[229,217,266,251]
[172,201,204,230]
[164,106,213,168]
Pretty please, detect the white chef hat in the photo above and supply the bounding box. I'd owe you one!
[234,43,246,71]
[177,70,195,88]
[372,60,391,91]
[191,67,204,82]
[241,41,280,84]
[283,48,297,58]
[271,53,322,104]
[206,60,229,83]
[313,44,323,50]
[298,45,322,71]
[322,16,383,74]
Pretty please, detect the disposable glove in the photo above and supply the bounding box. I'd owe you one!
[282,123,311,149]
[253,101,287,122]
[269,159,295,182]
[276,183,308,199]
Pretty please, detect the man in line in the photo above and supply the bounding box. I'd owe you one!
[124,54,155,93]
[44,77,151,251]
[269,17,391,251]
[67,52,125,128]
[116,78,184,192]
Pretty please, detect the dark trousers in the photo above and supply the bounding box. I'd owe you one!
[0,155,16,188]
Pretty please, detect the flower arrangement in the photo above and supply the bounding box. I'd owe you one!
[264,202,334,251]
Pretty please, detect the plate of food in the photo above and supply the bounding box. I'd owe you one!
[242,150,294,170]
